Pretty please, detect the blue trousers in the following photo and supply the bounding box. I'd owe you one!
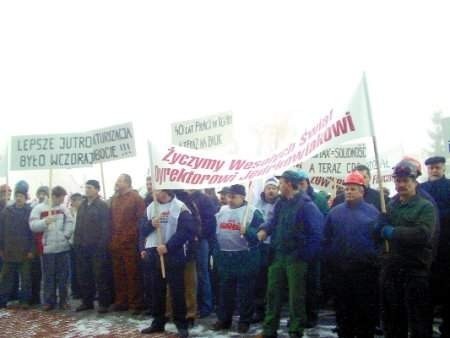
[42,252,70,306]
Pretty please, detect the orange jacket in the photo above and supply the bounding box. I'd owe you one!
[110,190,145,251]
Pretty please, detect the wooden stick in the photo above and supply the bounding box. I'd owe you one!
[363,73,389,252]
[152,191,166,279]
[240,181,253,237]
[148,142,166,279]
[48,169,54,227]
[100,162,107,200]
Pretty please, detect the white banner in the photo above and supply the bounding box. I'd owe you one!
[90,122,136,163]
[171,112,233,150]
[297,144,403,193]
[298,143,368,193]
[0,139,7,177]
[10,122,136,170]
[151,78,373,189]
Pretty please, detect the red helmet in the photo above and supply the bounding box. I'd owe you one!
[344,171,366,186]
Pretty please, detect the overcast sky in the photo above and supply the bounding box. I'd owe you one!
[1,1,449,194]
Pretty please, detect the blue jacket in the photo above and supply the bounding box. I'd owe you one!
[0,204,34,262]
[261,191,323,263]
[421,176,450,221]
[189,191,218,241]
[323,200,380,267]
[332,186,386,212]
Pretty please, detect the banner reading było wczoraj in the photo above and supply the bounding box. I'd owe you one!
[10,122,135,171]
[150,78,374,189]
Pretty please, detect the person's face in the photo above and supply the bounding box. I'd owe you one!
[15,193,26,207]
[229,194,245,208]
[279,178,294,196]
[427,163,445,181]
[264,185,279,201]
[115,175,129,192]
[52,195,65,206]
[395,176,417,199]
[85,185,98,199]
[357,169,371,187]
[37,192,48,203]
[156,190,172,204]
[146,179,153,193]
[1,187,12,201]
[71,198,82,210]
[298,180,308,193]
[219,193,230,205]
[344,184,364,203]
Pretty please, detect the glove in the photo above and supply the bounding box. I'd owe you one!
[381,225,395,240]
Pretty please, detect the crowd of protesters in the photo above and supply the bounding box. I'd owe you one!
[0,155,449,338]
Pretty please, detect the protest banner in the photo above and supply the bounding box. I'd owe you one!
[150,76,373,189]
[298,143,368,193]
[90,122,136,163]
[0,140,8,180]
[10,122,136,171]
[171,112,233,150]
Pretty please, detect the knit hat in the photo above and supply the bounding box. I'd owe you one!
[36,186,49,196]
[86,179,101,191]
[264,177,279,188]
[14,180,29,196]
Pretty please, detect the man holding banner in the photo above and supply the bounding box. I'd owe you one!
[139,189,195,338]
[30,186,74,311]
[257,170,323,338]
[377,160,436,338]
[212,184,264,334]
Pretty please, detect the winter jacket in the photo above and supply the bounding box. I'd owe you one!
[0,204,34,262]
[323,200,380,268]
[189,191,217,241]
[139,197,196,266]
[255,193,279,222]
[110,190,146,251]
[421,176,450,260]
[73,197,111,251]
[30,203,74,254]
[306,186,329,216]
[332,186,386,212]
[261,191,324,263]
[376,194,436,272]
[213,202,263,277]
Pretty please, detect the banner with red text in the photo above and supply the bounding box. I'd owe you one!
[150,78,373,189]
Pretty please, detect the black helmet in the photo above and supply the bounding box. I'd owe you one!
[392,160,418,178]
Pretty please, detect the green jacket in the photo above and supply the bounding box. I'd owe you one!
[381,194,436,271]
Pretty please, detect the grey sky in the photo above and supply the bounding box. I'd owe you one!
[1,1,449,193]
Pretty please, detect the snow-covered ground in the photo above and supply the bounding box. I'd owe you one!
[0,302,443,337]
